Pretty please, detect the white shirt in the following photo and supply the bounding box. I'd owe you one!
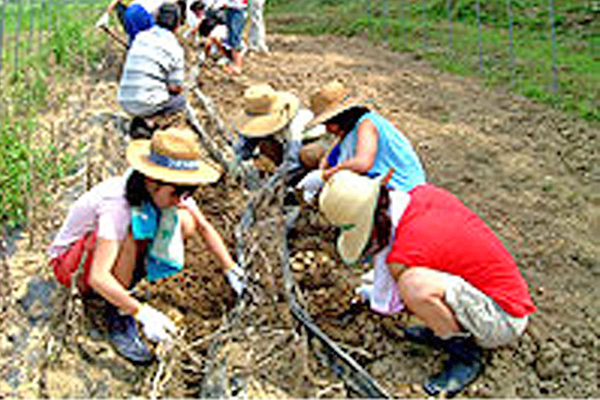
[369,189,411,314]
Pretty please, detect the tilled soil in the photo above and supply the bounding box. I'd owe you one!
[189,33,599,397]
[1,32,598,398]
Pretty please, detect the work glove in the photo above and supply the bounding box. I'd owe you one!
[135,304,177,343]
[354,282,374,304]
[295,169,324,204]
[226,263,246,296]
[95,12,110,29]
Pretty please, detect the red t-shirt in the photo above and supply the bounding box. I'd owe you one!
[386,184,537,318]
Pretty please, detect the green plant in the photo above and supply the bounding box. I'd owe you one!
[0,3,104,229]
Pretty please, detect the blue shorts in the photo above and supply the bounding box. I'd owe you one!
[225,8,247,50]
[124,4,155,45]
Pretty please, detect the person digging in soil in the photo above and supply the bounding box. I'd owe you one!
[318,170,537,397]
[96,0,169,45]
[118,3,187,139]
[48,128,246,364]
[296,80,426,204]
[231,83,326,180]
[183,0,230,69]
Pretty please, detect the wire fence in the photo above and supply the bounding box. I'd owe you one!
[268,0,598,120]
[369,0,596,93]
[0,0,99,77]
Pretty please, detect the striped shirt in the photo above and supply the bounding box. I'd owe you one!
[118,25,184,117]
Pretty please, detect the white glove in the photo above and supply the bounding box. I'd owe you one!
[95,12,110,28]
[226,263,246,296]
[361,269,374,284]
[354,282,374,304]
[182,28,192,40]
[135,304,177,343]
[296,170,324,203]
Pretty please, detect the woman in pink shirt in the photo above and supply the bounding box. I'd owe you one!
[49,128,245,364]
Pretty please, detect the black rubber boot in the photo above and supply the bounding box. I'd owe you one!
[104,305,154,365]
[423,336,483,398]
[403,325,445,348]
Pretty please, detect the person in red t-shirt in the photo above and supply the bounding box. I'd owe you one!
[318,170,537,397]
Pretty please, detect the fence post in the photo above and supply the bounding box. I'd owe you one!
[29,0,34,52]
[47,0,51,40]
[366,0,371,39]
[476,0,483,73]
[0,0,6,74]
[548,0,558,94]
[506,0,516,87]
[421,0,427,50]
[399,0,405,47]
[15,0,23,74]
[382,0,388,40]
[447,0,452,52]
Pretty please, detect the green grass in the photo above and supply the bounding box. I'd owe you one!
[0,2,104,229]
[266,0,599,123]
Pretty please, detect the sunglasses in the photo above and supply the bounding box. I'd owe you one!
[157,182,197,199]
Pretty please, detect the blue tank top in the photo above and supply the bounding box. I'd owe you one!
[338,111,426,191]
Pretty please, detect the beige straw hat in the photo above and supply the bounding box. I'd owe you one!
[126,128,222,185]
[305,80,366,129]
[234,83,300,138]
[318,170,384,264]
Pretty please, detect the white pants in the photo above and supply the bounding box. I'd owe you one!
[248,0,268,51]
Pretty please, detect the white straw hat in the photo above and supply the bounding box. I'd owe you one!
[126,128,222,185]
[234,83,300,137]
[318,170,384,264]
[306,80,366,130]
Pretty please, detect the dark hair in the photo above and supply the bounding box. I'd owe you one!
[326,106,370,136]
[156,3,181,31]
[363,185,392,257]
[126,170,152,207]
[190,0,205,13]
[125,170,199,206]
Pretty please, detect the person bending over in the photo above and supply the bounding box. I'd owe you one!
[317,170,536,397]
[48,128,245,364]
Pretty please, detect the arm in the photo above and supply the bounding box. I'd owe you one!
[87,237,143,315]
[104,0,122,14]
[323,119,379,180]
[318,137,340,170]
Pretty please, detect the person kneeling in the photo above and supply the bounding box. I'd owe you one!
[48,128,245,364]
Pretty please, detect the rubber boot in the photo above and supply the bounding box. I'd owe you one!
[403,325,445,348]
[104,304,154,365]
[423,336,483,398]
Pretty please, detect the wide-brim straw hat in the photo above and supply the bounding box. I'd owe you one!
[305,80,367,130]
[126,128,222,185]
[318,170,384,264]
[234,83,300,138]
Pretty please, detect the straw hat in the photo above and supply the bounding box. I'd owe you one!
[126,128,222,185]
[305,80,366,129]
[318,170,384,264]
[234,84,300,138]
